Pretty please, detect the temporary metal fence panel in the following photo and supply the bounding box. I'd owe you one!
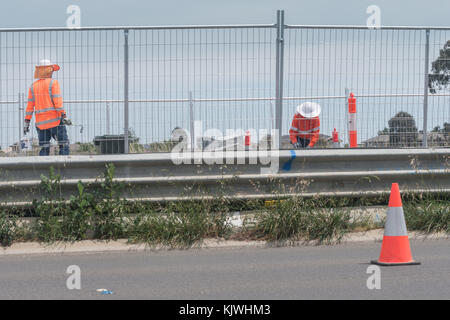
[283,26,450,148]
[0,25,277,155]
[428,29,450,147]
[0,29,126,154]
[127,26,277,152]
[0,14,449,156]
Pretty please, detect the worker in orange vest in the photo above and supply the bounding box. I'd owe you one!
[24,59,71,156]
[289,102,321,149]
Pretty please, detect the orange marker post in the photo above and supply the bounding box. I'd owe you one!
[348,93,357,148]
[245,130,251,150]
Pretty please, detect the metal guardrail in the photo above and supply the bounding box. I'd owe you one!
[0,149,448,205]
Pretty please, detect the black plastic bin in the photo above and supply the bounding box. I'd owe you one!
[93,135,127,154]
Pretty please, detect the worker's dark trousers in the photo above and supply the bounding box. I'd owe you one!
[36,123,70,156]
[296,137,310,148]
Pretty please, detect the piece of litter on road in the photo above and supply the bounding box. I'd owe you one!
[102,291,113,295]
[96,289,113,295]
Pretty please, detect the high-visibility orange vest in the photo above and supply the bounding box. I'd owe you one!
[25,78,66,130]
[289,113,320,147]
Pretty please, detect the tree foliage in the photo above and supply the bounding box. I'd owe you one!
[431,122,450,134]
[388,112,419,147]
[429,40,450,94]
[377,127,389,136]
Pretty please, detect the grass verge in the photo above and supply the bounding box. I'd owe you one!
[0,166,448,248]
[128,200,232,248]
[404,199,450,234]
[246,197,379,244]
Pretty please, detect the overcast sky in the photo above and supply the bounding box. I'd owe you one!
[1,0,450,28]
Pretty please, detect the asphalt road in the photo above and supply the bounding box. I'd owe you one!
[0,239,449,299]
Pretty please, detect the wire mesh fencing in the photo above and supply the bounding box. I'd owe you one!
[283,26,450,149]
[0,12,449,156]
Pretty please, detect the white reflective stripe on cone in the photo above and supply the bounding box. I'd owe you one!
[384,206,408,237]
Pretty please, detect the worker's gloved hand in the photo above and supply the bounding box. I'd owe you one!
[62,118,72,126]
[23,120,30,135]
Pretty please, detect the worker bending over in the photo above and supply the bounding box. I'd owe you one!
[24,59,71,156]
[289,102,321,149]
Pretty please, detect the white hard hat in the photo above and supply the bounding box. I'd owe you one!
[296,102,321,118]
[37,59,60,71]
[38,59,53,66]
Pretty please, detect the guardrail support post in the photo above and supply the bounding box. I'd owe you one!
[275,10,285,149]
[422,29,430,148]
[124,29,130,154]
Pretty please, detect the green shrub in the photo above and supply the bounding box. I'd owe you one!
[0,212,18,247]
[34,181,92,243]
[91,164,130,240]
[33,164,134,243]
[78,142,96,153]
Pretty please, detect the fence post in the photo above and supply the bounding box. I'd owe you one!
[124,29,130,154]
[345,88,349,146]
[106,102,111,135]
[275,10,285,149]
[422,29,430,148]
[189,91,195,151]
[18,93,22,143]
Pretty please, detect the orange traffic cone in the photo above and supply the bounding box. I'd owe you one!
[371,183,420,266]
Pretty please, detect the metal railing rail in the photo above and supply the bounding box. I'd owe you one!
[0,24,277,33]
[0,149,448,205]
[285,25,450,30]
[2,23,450,33]
[0,101,18,104]
[2,92,449,107]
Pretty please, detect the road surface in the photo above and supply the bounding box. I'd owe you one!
[0,239,449,299]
